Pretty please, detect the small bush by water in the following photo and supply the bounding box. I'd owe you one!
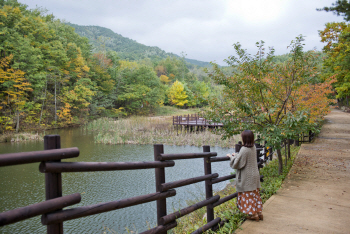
[86,117,237,147]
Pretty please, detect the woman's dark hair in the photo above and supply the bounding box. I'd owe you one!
[241,130,255,148]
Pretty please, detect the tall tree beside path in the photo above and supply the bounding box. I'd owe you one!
[317,0,350,21]
[319,22,350,104]
[206,36,335,174]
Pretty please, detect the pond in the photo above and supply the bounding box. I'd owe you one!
[0,127,236,233]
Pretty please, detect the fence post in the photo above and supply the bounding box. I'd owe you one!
[154,144,167,233]
[44,135,63,234]
[309,130,312,142]
[235,141,242,153]
[294,135,299,146]
[203,145,214,223]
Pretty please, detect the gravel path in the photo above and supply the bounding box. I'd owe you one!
[235,109,350,234]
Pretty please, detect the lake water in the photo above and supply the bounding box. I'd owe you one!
[0,127,236,233]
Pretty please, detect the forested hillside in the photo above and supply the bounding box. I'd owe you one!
[0,0,330,135]
[68,23,211,67]
[0,0,219,133]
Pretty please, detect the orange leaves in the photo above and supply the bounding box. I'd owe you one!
[293,76,336,123]
[57,103,73,124]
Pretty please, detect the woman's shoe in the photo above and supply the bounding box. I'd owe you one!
[258,212,263,221]
[246,214,259,222]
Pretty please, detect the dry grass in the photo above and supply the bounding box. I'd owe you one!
[86,117,237,147]
[0,132,43,143]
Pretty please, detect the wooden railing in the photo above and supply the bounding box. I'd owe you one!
[0,135,268,234]
[173,114,223,128]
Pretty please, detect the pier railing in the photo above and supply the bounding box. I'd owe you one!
[173,114,223,128]
[0,135,268,234]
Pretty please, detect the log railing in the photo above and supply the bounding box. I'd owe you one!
[0,135,268,234]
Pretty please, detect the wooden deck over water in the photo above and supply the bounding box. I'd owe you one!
[173,114,223,127]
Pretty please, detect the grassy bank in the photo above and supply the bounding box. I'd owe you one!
[86,116,237,147]
[169,145,300,233]
[0,132,43,143]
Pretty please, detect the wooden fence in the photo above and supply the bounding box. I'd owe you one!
[0,135,268,234]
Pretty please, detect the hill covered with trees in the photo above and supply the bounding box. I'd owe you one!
[0,0,219,133]
[67,23,211,67]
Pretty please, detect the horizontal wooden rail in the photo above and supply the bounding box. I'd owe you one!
[140,221,177,234]
[209,156,229,162]
[42,190,176,225]
[210,174,236,185]
[160,174,218,192]
[0,148,79,167]
[160,195,220,225]
[39,161,175,173]
[158,152,217,161]
[213,192,238,207]
[191,217,221,234]
[0,193,81,226]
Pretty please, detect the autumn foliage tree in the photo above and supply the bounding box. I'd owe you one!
[168,80,188,107]
[206,36,335,174]
[319,22,350,104]
[0,55,32,133]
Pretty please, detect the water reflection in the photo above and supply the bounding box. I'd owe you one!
[0,128,235,233]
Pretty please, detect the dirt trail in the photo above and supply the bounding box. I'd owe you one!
[235,109,350,234]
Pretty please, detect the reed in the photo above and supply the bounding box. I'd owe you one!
[0,132,43,143]
[86,117,237,147]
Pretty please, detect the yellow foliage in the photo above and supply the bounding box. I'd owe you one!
[57,103,73,124]
[168,80,188,107]
[119,60,139,70]
[0,55,31,110]
[159,75,170,84]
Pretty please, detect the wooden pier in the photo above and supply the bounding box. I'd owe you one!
[172,114,223,128]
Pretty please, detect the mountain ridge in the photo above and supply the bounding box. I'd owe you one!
[67,23,211,67]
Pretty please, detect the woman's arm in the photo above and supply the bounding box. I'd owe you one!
[232,149,247,169]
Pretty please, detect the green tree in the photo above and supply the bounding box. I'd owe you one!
[317,0,350,21]
[206,36,333,174]
[319,22,350,103]
[117,65,163,114]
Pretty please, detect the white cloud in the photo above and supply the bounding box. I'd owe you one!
[21,0,344,65]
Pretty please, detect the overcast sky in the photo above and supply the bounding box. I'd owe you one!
[20,0,344,65]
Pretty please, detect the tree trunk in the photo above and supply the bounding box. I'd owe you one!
[284,140,287,166]
[16,110,20,133]
[277,148,283,175]
[288,140,291,159]
[54,77,57,122]
[39,79,48,125]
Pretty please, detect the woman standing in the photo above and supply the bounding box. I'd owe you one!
[227,130,263,221]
